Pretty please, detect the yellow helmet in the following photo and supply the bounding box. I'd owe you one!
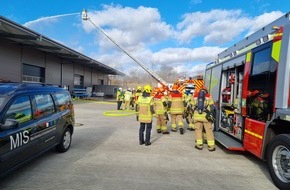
[137,85,142,90]
[143,84,152,93]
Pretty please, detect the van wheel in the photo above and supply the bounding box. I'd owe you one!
[267,134,290,190]
[56,128,72,153]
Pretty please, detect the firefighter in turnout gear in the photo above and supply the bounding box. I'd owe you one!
[185,89,195,131]
[135,85,143,121]
[192,87,216,151]
[123,88,133,110]
[116,87,124,110]
[168,84,186,134]
[154,87,169,134]
[135,85,143,100]
[136,84,155,146]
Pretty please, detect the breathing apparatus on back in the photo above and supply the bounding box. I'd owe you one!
[197,89,206,114]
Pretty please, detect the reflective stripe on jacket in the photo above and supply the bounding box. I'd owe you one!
[169,93,184,114]
[138,96,154,123]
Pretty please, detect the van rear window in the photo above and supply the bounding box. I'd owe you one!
[55,92,71,111]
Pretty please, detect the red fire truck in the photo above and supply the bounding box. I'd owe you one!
[205,12,290,190]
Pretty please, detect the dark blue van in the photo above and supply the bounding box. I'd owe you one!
[0,83,75,177]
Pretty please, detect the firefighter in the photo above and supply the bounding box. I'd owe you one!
[136,84,155,146]
[135,85,143,121]
[168,84,186,134]
[192,87,216,151]
[154,87,169,134]
[185,89,195,131]
[123,88,132,110]
[135,85,143,101]
[163,89,170,123]
[116,87,124,110]
[130,88,136,109]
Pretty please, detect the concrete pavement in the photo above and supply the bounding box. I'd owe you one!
[0,100,278,190]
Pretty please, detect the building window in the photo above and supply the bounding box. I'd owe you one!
[23,64,45,83]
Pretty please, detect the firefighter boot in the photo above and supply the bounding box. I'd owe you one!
[195,144,203,150]
[171,124,177,132]
[171,127,177,132]
[179,128,184,135]
[208,146,216,152]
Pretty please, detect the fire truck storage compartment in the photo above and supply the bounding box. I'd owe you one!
[219,64,244,141]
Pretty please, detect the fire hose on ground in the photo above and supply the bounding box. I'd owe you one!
[103,110,137,117]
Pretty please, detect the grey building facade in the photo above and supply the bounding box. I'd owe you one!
[0,16,124,92]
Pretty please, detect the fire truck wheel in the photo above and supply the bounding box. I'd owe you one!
[267,134,290,190]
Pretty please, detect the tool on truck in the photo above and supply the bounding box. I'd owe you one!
[204,12,290,190]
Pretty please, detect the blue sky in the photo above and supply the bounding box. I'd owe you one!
[0,0,289,77]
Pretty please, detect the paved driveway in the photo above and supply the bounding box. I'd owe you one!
[0,100,278,190]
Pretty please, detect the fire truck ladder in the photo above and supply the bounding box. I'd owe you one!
[81,10,169,88]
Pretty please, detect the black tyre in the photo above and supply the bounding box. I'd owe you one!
[55,127,72,153]
[267,134,290,190]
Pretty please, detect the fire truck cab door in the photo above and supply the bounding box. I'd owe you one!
[243,42,277,158]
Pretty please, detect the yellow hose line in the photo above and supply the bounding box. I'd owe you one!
[95,101,115,104]
[73,99,116,104]
[103,110,137,117]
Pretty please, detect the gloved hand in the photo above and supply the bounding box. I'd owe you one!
[205,110,215,122]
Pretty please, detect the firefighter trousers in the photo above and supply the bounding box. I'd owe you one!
[194,121,215,149]
[170,114,184,130]
[156,114,167,132]
[123,101,130,110]
[186,114,194,129]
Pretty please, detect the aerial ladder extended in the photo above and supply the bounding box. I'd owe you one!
[81,9,204,94]
[81,9,169,90]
